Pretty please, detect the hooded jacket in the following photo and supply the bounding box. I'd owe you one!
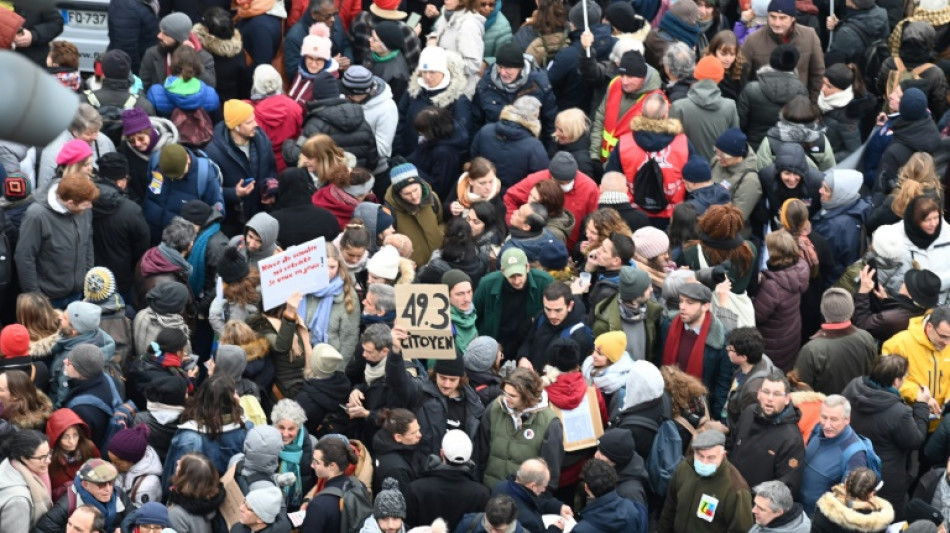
[15,179,95,299]
[371,427,428,494]
[758,144,824,228]
[116,446,163,507]
[233,426,283,492]
[754,260,810,371]
[360,78,398,171]
[147,75,221,116]
[47,409,98,497]
[384,182,445,266]
[573,490,645,533]
[827,6,889,66]
[470,120,550,190]
[62,373,120,451]
[249,94,304,174]
[728,404,806,495]
[884,314,950,412]
[670,79,739,159]
[842,376,928,518]
[812,196,870,287]
[0,458,40,532]
[737,68,809,149]
[810,486,894,533]
[92,180,151,294]
[658,457,753,533]
[740,22,825,100]
[284,98,380,172]
[490,477,565,533]
[204,122,276,230]
[431,9,487,95]
[239,211,280,268]
[295,372,351,436]
[404,456,491,530]
[192,23,250,102]
[686,184,733,216]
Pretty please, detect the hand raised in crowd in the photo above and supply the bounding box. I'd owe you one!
[335,54,351,70]
[580,30,593,50]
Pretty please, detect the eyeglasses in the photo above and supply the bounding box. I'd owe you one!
[29,452,52,462]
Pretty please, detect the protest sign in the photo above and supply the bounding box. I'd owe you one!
[218,463,244,529]
[550,386,604,451]
[394,284,456,360]
[259,237,329,310]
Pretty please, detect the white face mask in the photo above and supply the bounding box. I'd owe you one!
[560,181,574,193]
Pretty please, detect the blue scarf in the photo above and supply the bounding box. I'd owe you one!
[362,310,396,325]
[299,277,344,345]
[188,222,220,296]
[73,476,118,530]
[279,429,305,508]
[658,12,700,47]
[485,0,502,30]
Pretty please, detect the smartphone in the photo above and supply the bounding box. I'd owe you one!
[340,404,350,411]
[242,177,255,186]
[407,12,422,29]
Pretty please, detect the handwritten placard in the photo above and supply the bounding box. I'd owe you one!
[259,237,329,310]
[394,284,456,360]
[219,462,244,529]
[549,386,604,451]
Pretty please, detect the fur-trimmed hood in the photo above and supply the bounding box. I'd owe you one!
[815,486,894,532]
[192,23,244,58]
[396,257,416,284]
[629,115,683,135]
[407,49,468,107]
[790,390,826,405]
[499,108,541,137]
[30,332,61,359]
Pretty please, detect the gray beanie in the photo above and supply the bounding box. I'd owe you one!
[147,282,190,315]
[252,64,283,97]
[569,1,602,30]
[549,152,578,182]
[619,266,651,301]
[820,288,854,323]
[160,12,193,44]
[241,425,284,479]
[464,336,499,373]
[374,478,407,519]
[66,301,102,334]
[68,344,105,379]
[215,344,248,381]
[245,486,283,524]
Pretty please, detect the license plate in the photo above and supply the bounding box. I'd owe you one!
[62,10,107,29]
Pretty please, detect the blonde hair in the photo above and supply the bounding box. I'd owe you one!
[765,229,801,269]
[892,152,942,217]
[326,242,356,314]
[553,108,590,144]
[219,320,259,346]
[301,134,346,183]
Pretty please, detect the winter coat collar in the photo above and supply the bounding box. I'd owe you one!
[815,486,894,532]
[408,49,468,105]
[192,23,244,58]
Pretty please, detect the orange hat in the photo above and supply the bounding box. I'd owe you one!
[694,56,725,84]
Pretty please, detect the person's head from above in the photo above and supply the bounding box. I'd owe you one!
[390,163,425,206]
[97,152,130,191]
[157,12,192,48]
[618,266,652,308]
[438,216,478,262]
[309,0,338,25]
[361,323,393,363]
[132,502,169,533]
[707,30,740,71]
[908,195,943,237]
[547,338,581,374]
[766,0,796,36]
[373,478,407,533]
[300,134,346,180]
[223,99,257,142]
[869,354,909,391]
[904,499,948,533]
[467,201,503,240]
[307,343,344,380]
[632,225,669,266]
[180,374,244,431]
[171,452,220,499]
[682,156,712,192]
[820,287,854,325]
[340,219,371,267]
[515,458,551,495]
[678,282,712,327]
[443,269,473,311]
[169,45,204,83]
[542,282,575,327]
[312,436,357,479]
[494,42,526,83]
[769,43,800,75]
[271,399,308,446]
[499,248,530,290]
[252,63,284,99]
[764,229,801,271]
[662,42,695,83]
[581,458,618,499]
[157,143,193,181]
[484,495,520,532]
[691,429,727,476]
[342,65,376,103]
[106,424,150,473]
[367,245,400,285]
[56,138,94,178]
[900,268,941,310]
[592,331,626,369]
[553,108,590,146]
[1,429,50,476]
[69,103,103,145]
[502,367,542,412]
[725,327,764,369]
[466,157,498,199]
[301,22,332,74]
[594,428,635,467]
[370,21,404,56]
[416,46,451,90]
[0,369,41,416]
[414,105,456,143]
[66,505,106,533]
[778,197,810,236]
[121,108,154,153]
[926,307,950,351]
[510,201,548,233]
[781,95,819,129]
[240,486,284,528]
[47,40,79,70]
[441,429,473,466]
[78,458,119,503]
[547,152,578,193]
[585,207,631,247]
[819,394,851,439]
[378,408,422,446]
[63,344,104,381]
[714,127,747,167]
[383,233,413,259]
[757,371,791,417]
[752,481,795,527]
[843,467,880,502]
[599,171,627,197]
[57,171,100,214]
[641,92,669,120]
[362,283,396,319]
[464,336,503,374]
[821,63,858,99]
[612,48,648,93]
[163,216,198,257]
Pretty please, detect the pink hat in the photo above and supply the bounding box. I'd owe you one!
[56,139,93,166]
[301,23,333,61]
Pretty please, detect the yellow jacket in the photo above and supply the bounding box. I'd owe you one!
[883,315,950,409]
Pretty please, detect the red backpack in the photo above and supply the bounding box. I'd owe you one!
[171,108,214,148]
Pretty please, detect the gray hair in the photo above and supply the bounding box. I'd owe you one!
[271,399,308,426]
[753,481,794,513]
[70,103,103,135]
[361,322,393,351]
[515,458,549,486]
[368,283,395,314]
[641,92,669,120]
[823,394,852,418]
[162,217,198,252]
[662,42,695,81]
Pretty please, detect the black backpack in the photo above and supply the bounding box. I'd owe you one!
[84,90,138,146]
[632,155,668,213]
[843,22,889,94]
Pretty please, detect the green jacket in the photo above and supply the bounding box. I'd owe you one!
[591,294,663,363]
[658,458,753,533]
[477,395,563,490]
[473,269,553,339]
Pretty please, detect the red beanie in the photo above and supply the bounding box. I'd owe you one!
[0,324,30,358]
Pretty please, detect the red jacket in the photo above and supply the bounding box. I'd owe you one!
[312,184,361,230]
[248,95,304,173]
[46,408,100,501]
[503,170,600,251]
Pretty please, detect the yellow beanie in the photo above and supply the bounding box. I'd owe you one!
[224,99,255,130]
[595,331,627,363]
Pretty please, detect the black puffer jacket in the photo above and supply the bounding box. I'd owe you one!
[295,372,352,437]
[737,68,808,149]
[727,404,805,495]
[12,7,64,66]
[106,0,159,73]
[842,376,929,520]
[759,143,824,228]
[92,180,151,295]
[283,99,379,172]
[405,457,491,530]
[874,116,941,201]
[371,429,428,495]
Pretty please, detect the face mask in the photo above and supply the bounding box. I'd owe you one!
[560,181,574,193]
[694,460,717,477]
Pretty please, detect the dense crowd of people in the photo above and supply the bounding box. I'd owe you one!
[6,0,950,531]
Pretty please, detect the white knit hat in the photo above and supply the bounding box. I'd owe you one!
[367,245,400,280]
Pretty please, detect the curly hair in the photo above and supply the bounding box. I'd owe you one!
[327,242,357,313]
[706,30,746,83]
[660,365,708,418]
[892,152,942,217]
[222,269,262,307]
[686,204,754,277]
[502,368,543,407]
[586,208,632,254]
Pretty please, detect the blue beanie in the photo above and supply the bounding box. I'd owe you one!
[900,87,929,121]
[390,163,423,194]
[135,502,170,527]
[715,128,747,157]
[768,0,796,15]
[539,241,569,269]
[682,156,712,183]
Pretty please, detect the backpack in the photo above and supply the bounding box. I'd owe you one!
[612,414,683,497]
[526,30,570,68]
[65,375,138,451]
[841,433,883,479]
[171,107,214,148]
[536,314,593,341]
[843,23,889,93]
[632,155,668,213]
[320,476,374,533]
[84,90,138,146]
[884,58,935,111]
[147,148,216,200]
